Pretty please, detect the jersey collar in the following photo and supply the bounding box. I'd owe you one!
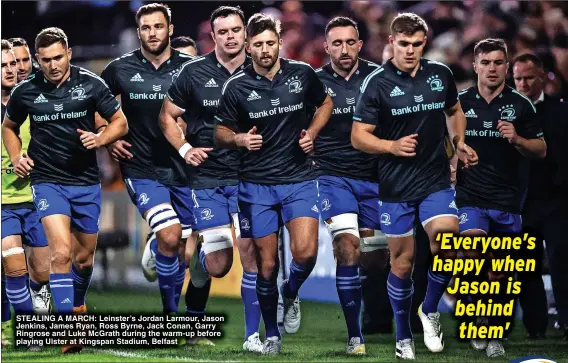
[40,65,75,90]
[208,51,250,75]
[386,57,425,78]
[474,84,511,102]
[134,48,178,71]
[323,58,365,81]
[245,57,287,82]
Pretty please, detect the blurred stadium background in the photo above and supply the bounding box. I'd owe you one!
[1,0,567,311]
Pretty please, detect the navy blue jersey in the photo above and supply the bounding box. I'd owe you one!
[215,58,328,185]
[166,52,250,189]
[354,58,458,202]
[313,59,380,181]
[6,66,120,185]
[456,86,542,213]
[101,49,193,186]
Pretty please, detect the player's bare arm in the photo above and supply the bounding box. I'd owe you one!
[444,101,478,167]
[300,94,333,153]
[159,97,212,166]
[497,120,546,158]
[1,117,33,178]
[351,122,417,157]
[78,108,128,149]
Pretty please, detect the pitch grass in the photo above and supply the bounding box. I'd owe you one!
[3,290,566,362]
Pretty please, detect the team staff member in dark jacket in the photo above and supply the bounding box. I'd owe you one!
[513,53,568,340]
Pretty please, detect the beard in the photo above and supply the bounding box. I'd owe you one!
[141,37,169,56]
[253,52,278,70]
[332,54,357,72]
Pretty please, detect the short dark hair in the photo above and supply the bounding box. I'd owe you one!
[8,37,27,48]
[390,13,428,36]
[246,13,281,39]
[1,39,12,52]
[474,38,508,61]
[210,6,245,32]
[135,3,171,27]
[171,36,196,50]
[512,53,543,69]
[325,16,359,37]
[34,27,68,52]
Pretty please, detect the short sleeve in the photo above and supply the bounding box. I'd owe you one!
[214,82,240,132]
[5,87,28,125]
[100,62,121,96]
[305,67,327,107]
[166,62,193,111]
[516,100,543,139]
[353,73,381,126]
[92,77,121,119]
[443,67,458,109]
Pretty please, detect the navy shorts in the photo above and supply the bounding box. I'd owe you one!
[318,175,380,230]
[458,206,522,235]
[124,178,195,238]
[1,208,48,247]
[238,180,319,239]
[31,183,101,234]
[378,188,458,237]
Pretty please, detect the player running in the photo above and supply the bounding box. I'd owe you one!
[100,4,202,321]
[160,6,263,352]
[351,13,478,359]
[312,17,383,355]
[2,27,127,354]
[214,13,333,354]
[456,38,546,358]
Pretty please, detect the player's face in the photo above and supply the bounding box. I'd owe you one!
[138,11,173,56]
[1,50,17,90]
[12,45,32,82]
[211,14,245,57]
[513,61,543,101]
[474,50,508,88]
[324,26,362,72]
[247,30,282,70]
[389,31,426,71]
[36,42,71,84]
[175,46,197,56]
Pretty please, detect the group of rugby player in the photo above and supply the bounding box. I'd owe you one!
[1,2,548,360]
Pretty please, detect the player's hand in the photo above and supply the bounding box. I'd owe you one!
[497,120,518,144]
[13,153,34,178]
[77,129,102,150]
[107,140,133,161]
[235,126,263,151]
[389,134,418,157]
[184,147,213,167]
[299,129,314,154]
[456,141,478,168]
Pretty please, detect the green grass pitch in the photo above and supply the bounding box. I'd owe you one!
[2,290,566,362]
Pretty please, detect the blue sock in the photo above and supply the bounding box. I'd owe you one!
[199,249,208,274]
[49,273,74,313]
[242,271,261,341]
[387,272,414,341]
[422,267,452,314]
[256,276,280,339]
[336,265,363,340]
[71,264,92,308]
[5,275,33,314]
[28,278,45,293]
[1,279,11,322]
[155,251,179,314]
[283,259,315,299]
[175,261,186,308]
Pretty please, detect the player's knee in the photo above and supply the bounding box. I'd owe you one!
[2,248,28,277]
[51,247,72,268]
[27,249,51,277]
[205,249,233,278]
[390,251,413,278]
[237,238,257,272]
[258,258,278,281]
[360,248,389,270]
[333,234,360,265]
[156,225,182,254]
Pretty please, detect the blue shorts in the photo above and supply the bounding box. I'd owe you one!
[191,185,238,231]
[31,183,101,234]
[1,208,48,247]
[379,188,458,237]
[458,206,522,234]
[124,178,195,238]
[318,175,380,230]
[238,180,319,239]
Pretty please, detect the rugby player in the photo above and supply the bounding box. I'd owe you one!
[214,13,333,354]
[171,36,198,57]
[312,17,384,355]
[7,38,34,82]
[160,6,263,352]
[456,39,545,357]
[2,27,128,353]
[352,13,478,359]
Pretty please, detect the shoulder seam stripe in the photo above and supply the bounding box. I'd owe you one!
[79,70,109,88]
[427,60,453,75]
[512,89,537,113]
[10,74,36,93]
[221,71,245,95]
[360,67,384,94]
